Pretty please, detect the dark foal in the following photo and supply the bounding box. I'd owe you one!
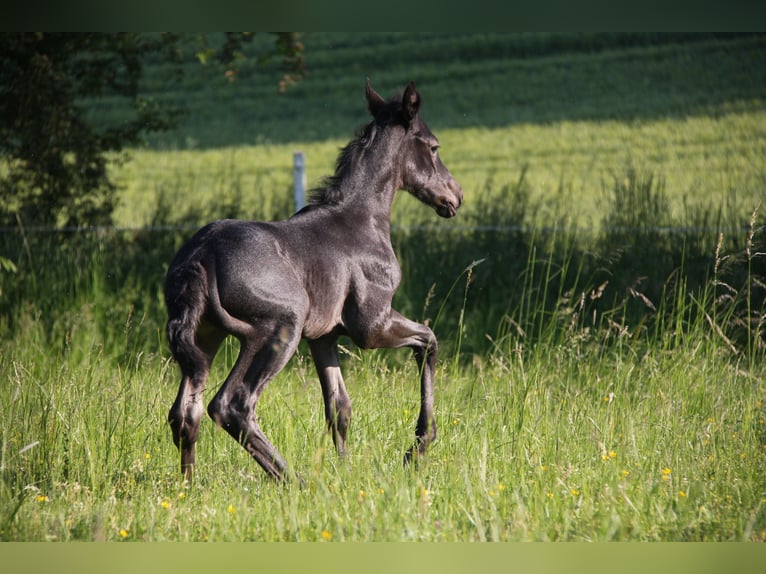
[164,80,463,482]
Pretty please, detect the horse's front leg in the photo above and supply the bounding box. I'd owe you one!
[405,329,437,465]
[359,310,438,465]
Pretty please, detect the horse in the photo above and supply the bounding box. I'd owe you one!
[164,80,463,482]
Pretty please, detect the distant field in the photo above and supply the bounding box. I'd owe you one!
[106,33,766,148]
[112,109,766,231]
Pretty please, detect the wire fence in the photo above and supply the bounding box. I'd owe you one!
[2,153,762,237]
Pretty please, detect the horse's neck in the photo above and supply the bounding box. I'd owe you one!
[337,161,399,229]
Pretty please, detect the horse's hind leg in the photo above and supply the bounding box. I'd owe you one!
[207,322,303,482]
[168,323,224,481]
[308,336,351,456]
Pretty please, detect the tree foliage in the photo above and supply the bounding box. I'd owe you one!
[0,32,304,228]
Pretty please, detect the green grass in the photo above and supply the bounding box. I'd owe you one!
[96,33,764,148]
[1,209,764,540]
[1,33,765,541]
[1,293,764,541]
[111,108,766,231]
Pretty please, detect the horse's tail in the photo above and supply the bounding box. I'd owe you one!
[165,259,209,374]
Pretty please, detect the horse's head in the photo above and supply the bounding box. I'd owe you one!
[366,80,463,218]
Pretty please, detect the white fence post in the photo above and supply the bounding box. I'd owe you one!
[293,151,306,212]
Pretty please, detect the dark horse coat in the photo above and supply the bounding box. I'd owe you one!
[164,81,463,482]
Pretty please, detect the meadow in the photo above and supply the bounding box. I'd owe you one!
[1,33,765,541]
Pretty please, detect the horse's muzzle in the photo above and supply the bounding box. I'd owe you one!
[436,180,463,218]
[437,201,459,218]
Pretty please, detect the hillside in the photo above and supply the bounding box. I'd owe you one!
[84,32,766,148]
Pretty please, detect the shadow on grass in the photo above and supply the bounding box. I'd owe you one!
[0,168,764,368]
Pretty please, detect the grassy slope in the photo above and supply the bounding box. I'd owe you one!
[109,33,765,229]
[89,33,766,148]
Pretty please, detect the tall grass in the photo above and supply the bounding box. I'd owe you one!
[1,274,764,540]
[1,163,764,540]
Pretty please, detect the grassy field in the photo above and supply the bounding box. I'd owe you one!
[1,284,764,541]
[1,33,765,541]
[111,109,766,231]
[98,33,765,148]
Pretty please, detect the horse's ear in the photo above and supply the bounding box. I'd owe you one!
[402,81,421,124]
[365,79,386,117]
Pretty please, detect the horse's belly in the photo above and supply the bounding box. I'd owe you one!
[302,297,345,339]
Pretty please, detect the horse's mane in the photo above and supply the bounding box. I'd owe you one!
[308,121,378,206]
[308,94,402,206]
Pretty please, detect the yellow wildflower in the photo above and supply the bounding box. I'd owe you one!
[36,495,49,503]
[119,529,129,539]
[321,530,332,541]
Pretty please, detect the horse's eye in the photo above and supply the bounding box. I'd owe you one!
[431,145,439,154]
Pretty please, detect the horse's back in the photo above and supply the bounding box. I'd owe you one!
[170,219,288,270]
[167,219,311,328]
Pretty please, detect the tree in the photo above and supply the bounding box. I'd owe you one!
[0,32,304,228]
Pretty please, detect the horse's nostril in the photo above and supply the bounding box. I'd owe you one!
[437,199,457,218]
[450,182,463,206]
